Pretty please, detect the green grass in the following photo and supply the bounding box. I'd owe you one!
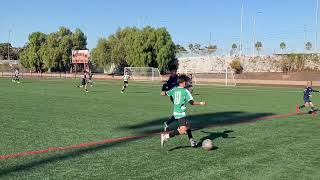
[0,78,320,179]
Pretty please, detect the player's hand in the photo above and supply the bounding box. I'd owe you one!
[161,91,166,96]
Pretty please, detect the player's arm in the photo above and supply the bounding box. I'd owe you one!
[189,100,206,106]
[312,89,319,92]
[161,91,167,96]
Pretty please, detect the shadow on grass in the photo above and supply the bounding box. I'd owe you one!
[0,138,139,177]
[167,130,235,152]
[119,111,275,135]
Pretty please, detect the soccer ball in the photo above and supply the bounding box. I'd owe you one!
[202,139,213,151]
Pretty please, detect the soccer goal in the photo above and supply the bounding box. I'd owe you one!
[124,67,162,82]
[181,67,237,86]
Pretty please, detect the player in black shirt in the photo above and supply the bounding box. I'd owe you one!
[296,81,319,114]
[162,66,179,131]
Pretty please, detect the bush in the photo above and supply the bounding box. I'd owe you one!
[230,59,243,74]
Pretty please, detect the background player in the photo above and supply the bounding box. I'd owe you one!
[186,73,193,93]
[160,74,206,147]
[88,70,93,87]
[296,81,319,114]
[12,68,20,83]
[121,71,130,93]
[77,70,89,92]
[162,65,179,131]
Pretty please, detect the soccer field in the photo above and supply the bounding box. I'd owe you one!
[0,78,319,179]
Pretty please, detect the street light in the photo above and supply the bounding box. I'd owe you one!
[253,12,263,57]
[8,30,12,61]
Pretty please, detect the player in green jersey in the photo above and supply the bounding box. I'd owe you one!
[121,71,130,93]
[160,74,206,147]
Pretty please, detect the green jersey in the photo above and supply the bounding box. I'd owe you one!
[167,87,193,119]
[123,75,130,82]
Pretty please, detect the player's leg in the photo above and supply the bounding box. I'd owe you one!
[84,81,88,92]
[121,82,128,93]
[164,116,175,131]
[178,118,197,147]
[163,97,176,130]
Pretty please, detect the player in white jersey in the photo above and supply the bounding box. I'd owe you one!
[121,71,130,93]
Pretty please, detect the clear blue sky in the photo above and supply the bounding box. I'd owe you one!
[0,0,318,54]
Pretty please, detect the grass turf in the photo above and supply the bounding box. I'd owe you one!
[0,78,320,179]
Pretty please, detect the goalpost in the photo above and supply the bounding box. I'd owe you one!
[124,67,162,82]
[181,67,237,86]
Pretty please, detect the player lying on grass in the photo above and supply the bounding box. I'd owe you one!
[160,74,206,147]
[12,68,20,83]
[77,70,89,92]
[296,81,319,114]
[121,71,130,93]
[162,66,179,131]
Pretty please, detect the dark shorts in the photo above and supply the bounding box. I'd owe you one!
[124,81,128,86]
[304,96,311,103]
[177,117,189,127]
[81,78,87,86]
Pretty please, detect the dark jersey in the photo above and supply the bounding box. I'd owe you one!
[186,76,192,86]
[166,75,178,90]
[304,87,319,97]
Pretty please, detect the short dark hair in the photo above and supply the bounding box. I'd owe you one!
[178,74,188,84]
[169,64,177,71]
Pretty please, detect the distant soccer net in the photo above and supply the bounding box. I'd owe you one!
[180,67,236,86]
[124,67,162,82]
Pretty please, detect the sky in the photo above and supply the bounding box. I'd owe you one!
[0,0,319,55]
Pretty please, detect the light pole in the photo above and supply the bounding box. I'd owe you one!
[8,30,12,61]
[316,0,319,51]
[240,3,244,56]
[253,12,262,57]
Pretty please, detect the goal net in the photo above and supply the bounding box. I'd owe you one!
[124,67,162,82]
[179,67,237,86]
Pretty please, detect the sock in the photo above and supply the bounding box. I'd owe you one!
[166,116,175,125]
[299,105,305,109]
[169,130,179,138]
[186,129,193,140]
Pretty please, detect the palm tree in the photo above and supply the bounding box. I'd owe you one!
[255,41,263,56]
[305,42,312,51]
[280,42,286,52]
[231,43,238,56]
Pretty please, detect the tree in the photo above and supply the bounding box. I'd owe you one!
[26,32,47,71]
[72,28,87,50]
[91,38,112,68]
[207,44,217,54]
[255,41,263,55]
[92,26,176,73]
[280,42,286,51]
[305,41,312,51]
[19,27,88,72]
[40,33,60,72]
[175,44,187,53]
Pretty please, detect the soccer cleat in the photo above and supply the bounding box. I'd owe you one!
[296,104,300,113]
[190,139,198,147]
[164,122,168,131]
[121,91,124,94]
[161,133,169,147]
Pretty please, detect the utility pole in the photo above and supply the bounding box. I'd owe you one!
[240,3,244,56]
[8,30,12,61]
[253,12,262,57]
[316,0,319,51]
